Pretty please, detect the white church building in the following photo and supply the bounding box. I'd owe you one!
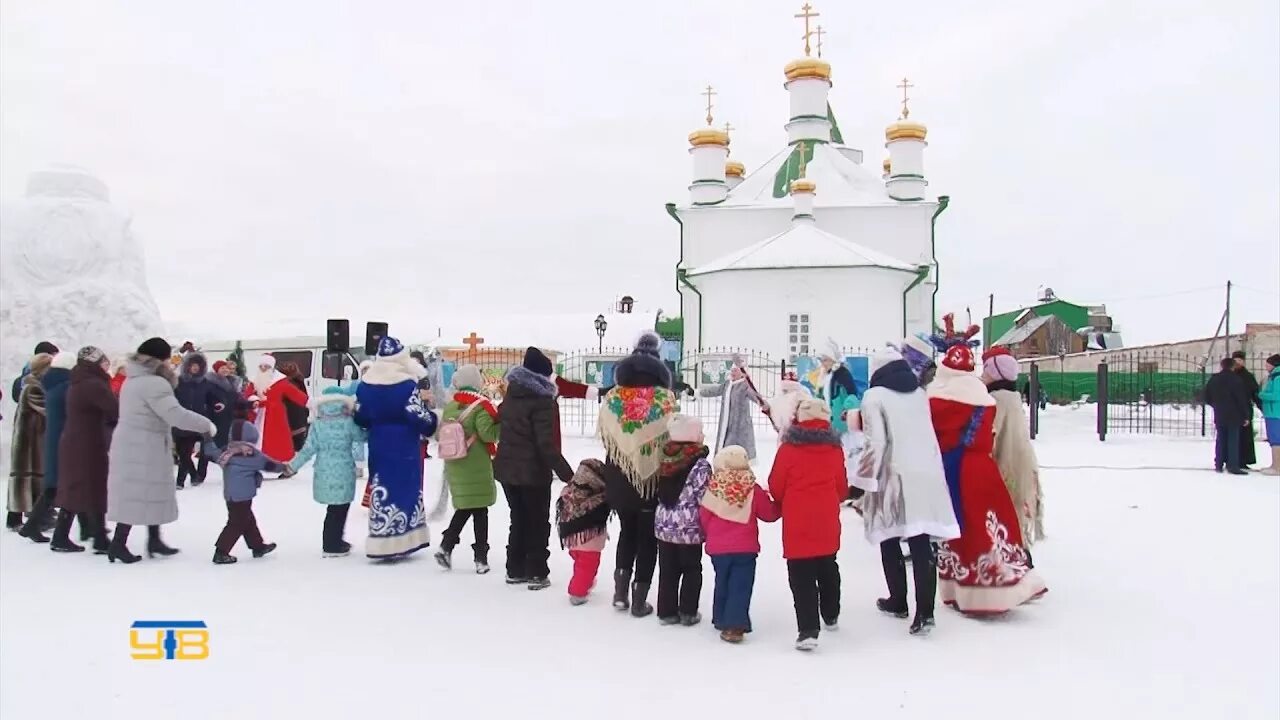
[670,6,948,363]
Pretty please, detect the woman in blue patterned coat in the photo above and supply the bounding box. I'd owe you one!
[354,337,437,560]
[289,386,367,557]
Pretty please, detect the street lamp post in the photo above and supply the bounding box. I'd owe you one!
[594,314,607,353]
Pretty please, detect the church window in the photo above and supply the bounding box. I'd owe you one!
[788,312,811,359]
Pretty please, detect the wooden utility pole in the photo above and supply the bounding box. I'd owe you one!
[1225,281,1233,356]
[985,293,995,350]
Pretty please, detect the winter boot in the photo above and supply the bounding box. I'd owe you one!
[146,525,179,558]
[107,524,140,564]
[6,512,23,531]
[876,598,909,619]
[527,576,552,591]
[909,614,936,636]
[795,633,819,652]
[20,488,56,540]
[569,595,588,607]
[679,613,702,627]
[434,547,453,570]
[612,568,632,610]
[78,513,94,542]
[909,536,938,634]
[658,615,681,626]
[720,628,745,644]
[878,540,910,618]
[49,510,84,553]
[213,551,238,565]
[473,543,490,575]
[629,581,654,618]
[252,542,277,559]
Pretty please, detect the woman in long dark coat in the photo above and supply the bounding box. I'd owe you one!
[280,362,310,452]
[7,353,53,531]
[55,348,119,554]
[18,351,76,543]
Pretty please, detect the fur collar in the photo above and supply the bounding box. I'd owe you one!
[179,352,209,382]
[614,352,672,389]
[927,366,995,407]
[505,365,557,397]
[125,353,178,388]
[50,352,78,371]
[359,353,426,387]
[310,392,355,421]
[782,419,842,447]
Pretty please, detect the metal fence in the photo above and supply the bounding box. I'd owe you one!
[1027,351,1271,439]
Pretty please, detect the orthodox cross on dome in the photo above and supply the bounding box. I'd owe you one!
[702,85,717,126]
[796,142,809,178]
[897,76,914,120]
[814,25,826,57]
[794,3,820,56]
[462,332,484,358]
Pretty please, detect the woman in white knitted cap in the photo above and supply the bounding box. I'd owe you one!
[852,345,960,635]
[981,347,1044,559]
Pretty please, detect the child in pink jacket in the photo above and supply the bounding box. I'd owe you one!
[557,459,611,605]
[698,445,781,643]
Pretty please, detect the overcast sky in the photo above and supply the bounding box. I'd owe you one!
[2,0,1276,347]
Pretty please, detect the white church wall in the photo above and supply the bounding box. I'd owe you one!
[692,267,909,360]
[679,201,938,273]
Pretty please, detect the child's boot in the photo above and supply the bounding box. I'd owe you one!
[629,581,654,618]
[472,542,490,575]
[434,545,453,570]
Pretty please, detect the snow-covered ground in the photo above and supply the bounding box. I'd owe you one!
[2,407,1277,719]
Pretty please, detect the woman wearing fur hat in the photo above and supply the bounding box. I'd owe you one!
[289,385,368,557]
[768,398,847,651]
[243,354,308,464]
[982,347,1044,553]
[598,331,679,616]
[18,351,77,544]
[768,371,812,435]
[106,338,219,563]
[54,347,118,554]
[354,337,439,560]
[928,337,1046,614]
[8,352,54,532]
[853,346,960,635]
[434,364,501,574]
[698,361,767,460]
[174,352,225,488]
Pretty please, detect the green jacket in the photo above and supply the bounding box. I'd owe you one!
[1260,367,1280,420]
[441,395,501,510]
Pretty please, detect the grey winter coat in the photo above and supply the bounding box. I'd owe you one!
[107,354,215,525]
[203,423,286,503]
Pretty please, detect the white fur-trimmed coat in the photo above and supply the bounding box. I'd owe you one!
[990,388,1044,545]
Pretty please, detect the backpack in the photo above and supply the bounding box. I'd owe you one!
[437,400,486,461]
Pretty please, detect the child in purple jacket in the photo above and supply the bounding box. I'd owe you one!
[653,415,712,626]
[699,445,780,643]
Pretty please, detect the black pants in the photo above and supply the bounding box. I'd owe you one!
[615,508,658,584]
[502,483,552,579]
[1215,425,1242,471]
[441,508,489,556]
[787,555,841,638]
[656,541,703,619]
[879,534,937,618]
[322,503,350,552]
[215,500,265,554]
[174,433,207,486]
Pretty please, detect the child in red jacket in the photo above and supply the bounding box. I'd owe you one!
[768,398,847,651]
[700,444,780,644]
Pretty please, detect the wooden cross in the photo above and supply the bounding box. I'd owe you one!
[814,25,825,57]
[897,76,914,119]
[702,84,717,126]
[462,332,484,357]
[794,3,820,56]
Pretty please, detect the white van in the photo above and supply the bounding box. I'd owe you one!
[197,336,365,396]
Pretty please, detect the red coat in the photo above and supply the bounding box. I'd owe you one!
[768,419,847,560]
[244,376,308,462]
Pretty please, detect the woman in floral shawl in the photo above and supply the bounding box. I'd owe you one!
[598,331,678,617]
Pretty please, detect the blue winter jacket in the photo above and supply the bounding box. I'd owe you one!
[203,423,286,502]
[41,363,73,491]
[291,387,367,505]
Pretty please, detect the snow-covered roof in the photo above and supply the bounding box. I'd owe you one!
[173,311,658,356]
[993,314,1053,346]
[686,221,919,276]
[713,141,901,209]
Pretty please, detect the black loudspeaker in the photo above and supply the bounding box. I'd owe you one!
[365,322,389,356]
[327,319,350,353]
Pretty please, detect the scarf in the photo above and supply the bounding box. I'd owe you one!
[700,468,757,524]
[453,389,499,457]
[557,460,610,548]
[657,441,710,507]
[986,379,1018,394]
[217,442,256,468]
[597,385,678,496]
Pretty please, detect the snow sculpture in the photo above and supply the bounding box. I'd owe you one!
[0,166,165,384]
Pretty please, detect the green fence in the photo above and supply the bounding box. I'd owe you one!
[1033,371,1208,405]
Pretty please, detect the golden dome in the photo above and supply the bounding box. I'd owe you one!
[784,57,832,82]
[790,178,816,193]
[882,157,891,173]
[885,120,927,142]
[688,127,730,147]
[725,160,745,177]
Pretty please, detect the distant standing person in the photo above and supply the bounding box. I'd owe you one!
[280,362,310,452]
[8,353,54,531]
[1204,357,1252,476]
[54,347,119,554]
[1232,351,1261,468]
[1257,354,1280,475]
[174,352,224,488]
[18,351,76,543]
